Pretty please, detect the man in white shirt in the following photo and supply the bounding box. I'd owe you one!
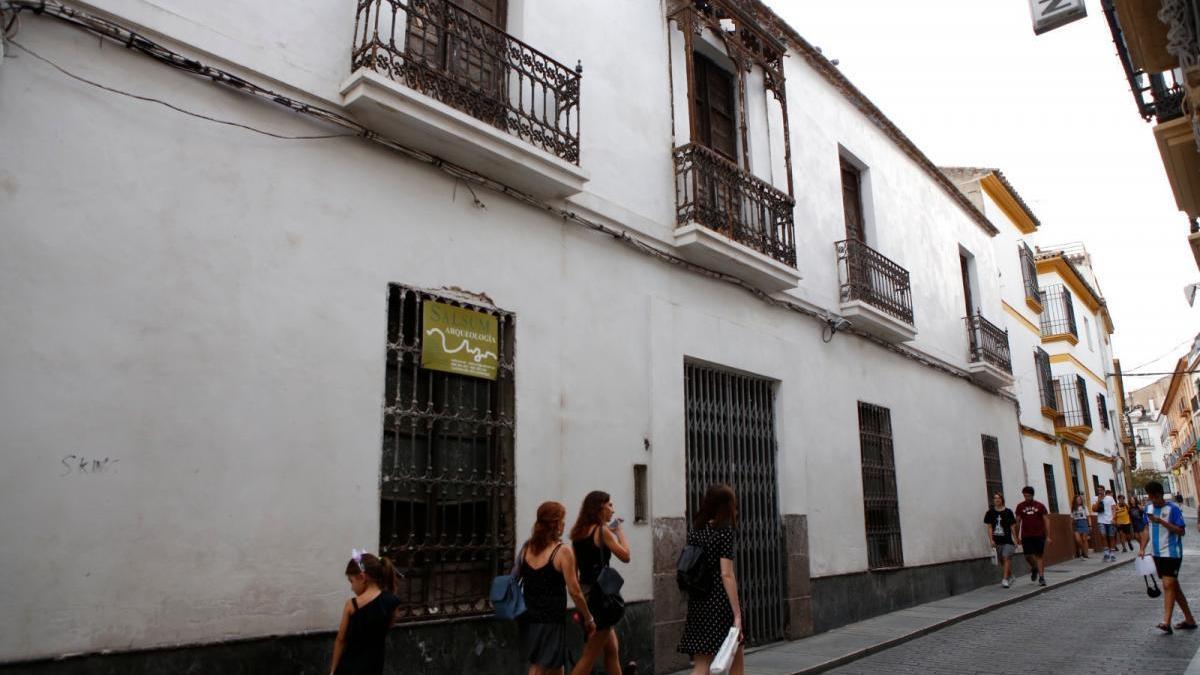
[1095,488,1118,562]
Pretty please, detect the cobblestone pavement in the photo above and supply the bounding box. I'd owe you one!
[827,546,1200,675]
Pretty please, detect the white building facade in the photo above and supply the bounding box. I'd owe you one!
[1,1,1026,672]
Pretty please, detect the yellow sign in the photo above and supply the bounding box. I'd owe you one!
[420,301,499,380]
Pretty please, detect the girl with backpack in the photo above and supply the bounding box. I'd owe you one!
[329,551,403,675]
[569,491,632,675]
[677,483,743,675]
[520,501,596,675]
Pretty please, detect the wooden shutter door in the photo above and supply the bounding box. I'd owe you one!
[841,159,865,242]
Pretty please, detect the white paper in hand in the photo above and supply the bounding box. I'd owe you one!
[1135,555,1158,578]
[710,627,739,674]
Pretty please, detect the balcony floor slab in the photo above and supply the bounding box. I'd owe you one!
[673,222,801,293]
[838,299,917,343]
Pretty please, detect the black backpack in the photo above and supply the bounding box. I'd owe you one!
[675,542,713,599]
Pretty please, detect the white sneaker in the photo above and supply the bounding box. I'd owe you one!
[1002,578,1011,588]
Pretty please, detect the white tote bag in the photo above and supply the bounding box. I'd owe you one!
[1135,555,1158,578]
[710,627,740,674]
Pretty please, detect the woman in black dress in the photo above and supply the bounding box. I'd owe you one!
[329,551,402,675]
[520,501,596,675]
[570,490,631,674]
[678,484,743,675]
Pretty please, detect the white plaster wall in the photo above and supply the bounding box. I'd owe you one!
[0,6,1022,663]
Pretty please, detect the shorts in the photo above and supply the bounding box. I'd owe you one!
[1153,556,1183,579]
[1021,536,1046,556]
[1117,524,1132,535]
[1100,523,1117,537]
[1132,521,1146,534]
[994,543,1015,560]
[1073,519,1090,534]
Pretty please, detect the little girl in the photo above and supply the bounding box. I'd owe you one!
[329,550,402,675]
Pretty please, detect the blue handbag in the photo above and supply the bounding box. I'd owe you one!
[490,545,527,620]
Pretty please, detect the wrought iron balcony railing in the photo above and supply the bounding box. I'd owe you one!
[966,313,1012,373]
[1040,284,1078,338]
[1035,347,1056,411]
[835,238,914,325]
[1100,0,1187,124]
[674,143,796,267]
[351,0,582,164]
[1055,375,1093,429]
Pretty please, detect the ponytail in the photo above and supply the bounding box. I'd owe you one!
[345,551,401,593]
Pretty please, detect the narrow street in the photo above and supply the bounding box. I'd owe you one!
[828,544,1200,675]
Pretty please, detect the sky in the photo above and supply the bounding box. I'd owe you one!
[764,0,1199,383]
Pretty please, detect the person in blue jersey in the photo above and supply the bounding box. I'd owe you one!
[1138,481,1197,634]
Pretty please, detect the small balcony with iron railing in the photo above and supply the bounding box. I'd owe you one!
[1040,284,1078,345]
[1053,375,1093,443]
[672,143,801,292]
[832,238,915,343]
[343,0,588,198]
[965,313,1013,387]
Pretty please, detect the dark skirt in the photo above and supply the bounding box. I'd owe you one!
[519,621,566,668]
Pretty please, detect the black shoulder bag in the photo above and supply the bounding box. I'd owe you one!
[589,527,626,629]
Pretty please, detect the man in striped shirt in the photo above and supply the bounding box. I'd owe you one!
[1139,481,1196,634]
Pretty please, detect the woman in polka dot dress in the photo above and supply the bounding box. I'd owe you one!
[677,483,744,675]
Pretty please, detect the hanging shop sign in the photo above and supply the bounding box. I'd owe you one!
[1028,0,1087,35]
[421,300,500,380]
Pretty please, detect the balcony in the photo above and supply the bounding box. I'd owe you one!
[831,238,916,343]
[966,314,1013,388]
[672,143,800,291]
[1054,375,1093,444]
[343,0,588,198]
[1040,284,1078,344]
[1019,241,1043,313]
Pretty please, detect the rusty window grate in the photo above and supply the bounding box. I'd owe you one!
[1035,348,1055,411]
[380,284,516,622]
[633,464,648,524]
[1043,464,1059,513]
[351,0,582,164]
[1040,285,1077,338]
[981,435,1003,506]
[858,402,903,569]
[684,362,786,645]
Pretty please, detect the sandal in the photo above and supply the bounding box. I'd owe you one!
[1175,621,1198,630]
[1158,623,1174,634]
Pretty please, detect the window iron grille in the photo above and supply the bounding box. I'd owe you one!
[966,313,1012,373]
[981,435,1003,506]
[1055,375,1092,429]
[1043,464,1059,513]
[1019,242,1042,306]
[684,362,786,645]
[1097,394,1110,431]
[380,285,516,622]
[1040,285,1077,338]
[633,464,648,525]
[858,402,903,569]
[674,143,797,268]
[351,0,582,164]
[835,238,914,325]
[1035,348,1055,411]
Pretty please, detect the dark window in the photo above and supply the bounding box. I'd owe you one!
[1019,242,1041,305]
[380,285,515,622]
[633,464,648,524]
[1109,479,1117,495]
[859,402,903,569]
[1069,457,1082,500]
[1097,394,1110,430]
[960,252,975,318]
[1035,348,1055,411]
[692,52,738,161]
[1093,475,1102,496]
[1040,285,1078,338]
[841,158,866,242]
[981,435,1003,506]
[1043,464,1059,513]
[404,0,508,102]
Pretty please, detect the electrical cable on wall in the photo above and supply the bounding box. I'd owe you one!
[0,0,1017,401]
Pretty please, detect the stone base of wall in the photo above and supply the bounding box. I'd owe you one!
[1,602,654,675]
[810,555,1033,634]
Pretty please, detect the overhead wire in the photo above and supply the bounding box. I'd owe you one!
[0,0,1018,400]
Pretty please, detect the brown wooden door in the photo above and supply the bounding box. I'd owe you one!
[693,53,738,162]
[841,159,865,242]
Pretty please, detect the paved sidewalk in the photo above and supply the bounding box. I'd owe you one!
[667,551,1136,675]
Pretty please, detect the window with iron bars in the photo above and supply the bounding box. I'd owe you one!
[858,402,903,569]
[1019,242,1041,306]
[1035,347,1055,411]
[1055,374,1092,429]
[1043,464,1059,513]
[1097,394,1110,430]
[380,285,516,622]
[981,435,1003,507]
[1040,285,1077,338]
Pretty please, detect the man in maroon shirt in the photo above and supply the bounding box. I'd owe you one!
[1013,485,1053,586]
